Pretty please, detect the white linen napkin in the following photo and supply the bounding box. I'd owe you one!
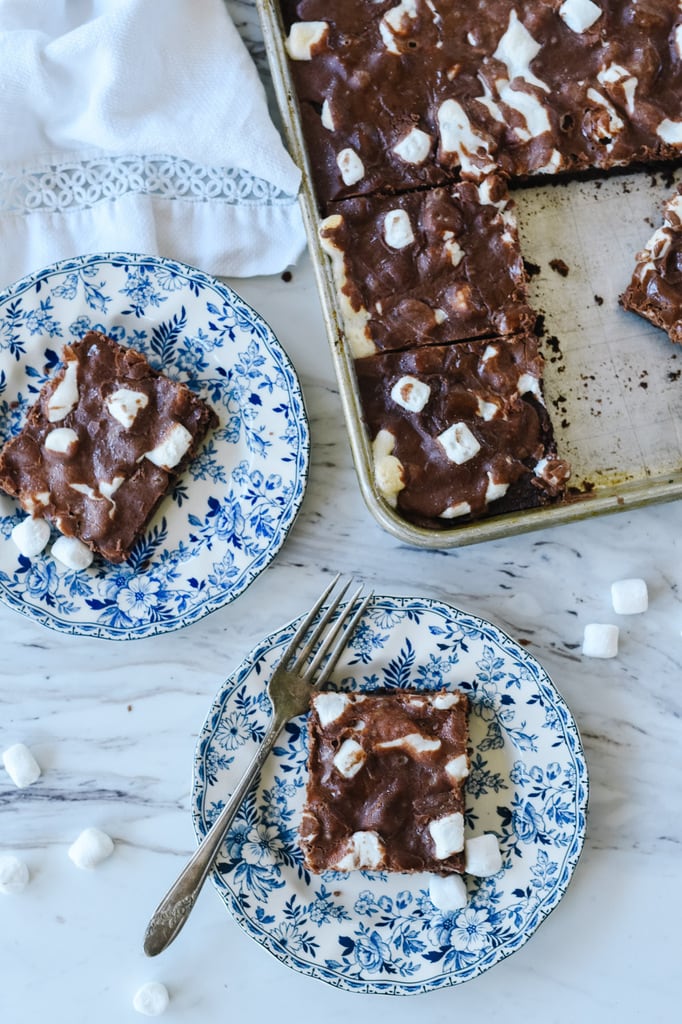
[0,0,306,286]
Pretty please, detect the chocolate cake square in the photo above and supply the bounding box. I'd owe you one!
[620,183,682,344]
[300,689,470,874]
[0,331,217,563]
[355,333,570,525]
[320,175,535,356]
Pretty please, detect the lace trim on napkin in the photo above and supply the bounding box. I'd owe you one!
[0,154,296,214]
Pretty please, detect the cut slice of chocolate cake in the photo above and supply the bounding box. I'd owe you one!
[355,332,570,525]
[620,183,682,344]
[0,331,217,563]
[320,174,535,356]
[300,688,470,874]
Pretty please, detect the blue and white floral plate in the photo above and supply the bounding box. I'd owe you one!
[193,596,588,995]
[0,252,309,639]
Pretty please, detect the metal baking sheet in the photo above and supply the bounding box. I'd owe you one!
[257,0,682,548]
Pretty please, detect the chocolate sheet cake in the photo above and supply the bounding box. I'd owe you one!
[0,331,217,563]
[300,689,470,874]
[284,0,682,206]
[356,333,569,524]
[281,0,682,529]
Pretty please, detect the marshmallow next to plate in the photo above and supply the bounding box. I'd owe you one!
[465,833,503,877]
[68,827,114,869]
[133,982,170,1016]
[611,578,648,615]
[0,854,30,894]
[582,623,619,659]
[2,743,41,788]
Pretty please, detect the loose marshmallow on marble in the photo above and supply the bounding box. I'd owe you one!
[582,622,619,659]
[2,743,41,788]
[429,873,468,912]
[611,578,648,615]
[0,854,30,894]
[51,535,94,571]
[68,827,114,870]
[465,833,503,877]
[11,516,51,558]
[133,982,170,1017]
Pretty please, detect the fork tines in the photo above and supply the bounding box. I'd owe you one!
[287,574,372,683]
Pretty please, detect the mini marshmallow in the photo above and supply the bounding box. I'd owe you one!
[336,147,365,186]
[428,811,464,859]
[559,0,602,34]
[68,827,114,870]
[11,516,51,558]
[392,126,432,164]
[333,738,366,779]
[611,578,648,615]
[437,422,481,465]
[2,743,41,788]
[429,873,467,911]
[133,982,170,1017]
[51,535,94,571]
[46,359,79,422]
[285,21,328,61]
[390,375,430,412]
[582,622,619,659]
[0,854,30,894]
[44,427,79,455]
[465,833,503,877]
[383,209,415,249]
[144,422,193,470]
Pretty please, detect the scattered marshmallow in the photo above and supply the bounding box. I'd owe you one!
[611,578,648,615]
[0,854,30,895]
[582,622,619,659]
[2,743,41,788]
[465,833,503,877]
[68,827,114,870]
[11,516,51,558]
[429,873,468,911]
[51,535,94,571]
[133,982,170,1017]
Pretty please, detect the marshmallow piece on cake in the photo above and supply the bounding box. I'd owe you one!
[133,982,170,1017]
[11,516,51,558]
[465,833,503,877]
[611,578,648,615]
[68,827,115,869]
[582,622,619,659]
[0,854,30,894]
[2,743,41,788]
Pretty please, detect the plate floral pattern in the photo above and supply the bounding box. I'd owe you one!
[193,596,588,995]
[0,252,309,639]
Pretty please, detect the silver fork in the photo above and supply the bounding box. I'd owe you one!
[143,575,372,957]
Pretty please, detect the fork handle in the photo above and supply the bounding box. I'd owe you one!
[143,710,286,957]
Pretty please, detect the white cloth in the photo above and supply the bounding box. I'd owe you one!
[0,0,306,286]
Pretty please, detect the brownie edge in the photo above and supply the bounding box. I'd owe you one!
[0,331,218,563]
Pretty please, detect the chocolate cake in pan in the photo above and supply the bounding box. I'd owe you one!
[319,174,535,356]
[621,184,682,345]
[284,0,682,206]
[355,333,570,526]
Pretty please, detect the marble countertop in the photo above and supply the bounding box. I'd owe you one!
[2,248,680,1022]
[2,4,682,1020]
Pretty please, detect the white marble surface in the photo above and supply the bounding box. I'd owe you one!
[2,3,682,1019]
[2,248,681,1022]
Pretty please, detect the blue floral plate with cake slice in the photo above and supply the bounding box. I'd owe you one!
[0,252,309,639]
[193,595,588,995]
